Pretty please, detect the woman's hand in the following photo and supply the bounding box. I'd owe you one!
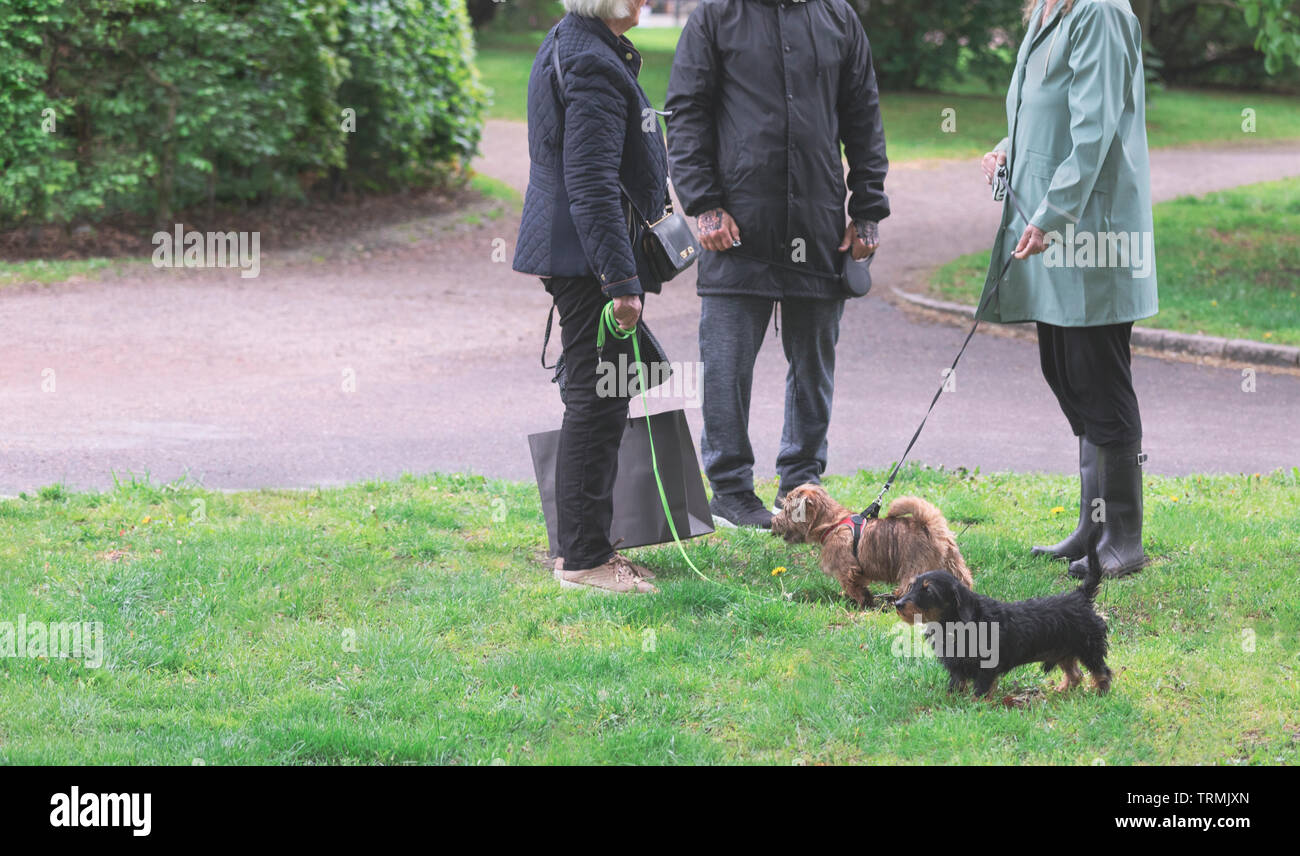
[1013,224,1047,259]
[981,150,1007,185]
[612,294,642,331]
[696,208,741,251]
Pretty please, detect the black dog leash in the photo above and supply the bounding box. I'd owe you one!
[855,169,1032,532]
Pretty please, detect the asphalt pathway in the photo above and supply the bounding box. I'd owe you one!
[1,120,1296,493]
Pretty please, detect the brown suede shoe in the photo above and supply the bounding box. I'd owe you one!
[557,555,658,594]
[613,553,656,580]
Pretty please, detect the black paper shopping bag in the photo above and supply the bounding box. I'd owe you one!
[528,408,714,556]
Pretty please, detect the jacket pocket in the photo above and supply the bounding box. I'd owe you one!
[1023,147,1064,180]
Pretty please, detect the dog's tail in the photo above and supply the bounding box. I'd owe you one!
[886,496,974,589]
[1080,526,1103,602]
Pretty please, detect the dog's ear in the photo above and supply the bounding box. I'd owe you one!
[952,581,978,624]
[798,484,831,522]
[784,486,806,519]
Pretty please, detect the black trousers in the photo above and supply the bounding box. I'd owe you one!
[1036,322,1142,447]
[546,276,637,570]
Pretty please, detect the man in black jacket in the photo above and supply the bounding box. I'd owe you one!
[666,0,889,527]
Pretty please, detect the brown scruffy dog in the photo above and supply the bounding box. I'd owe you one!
[771,484,973,608]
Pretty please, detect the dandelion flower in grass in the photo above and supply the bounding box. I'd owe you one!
[1210,299,1218,307]
[771,566,787,576]
[1170,495,1179,502]
[1264,332,1274,339]
[1050,505,1065,515]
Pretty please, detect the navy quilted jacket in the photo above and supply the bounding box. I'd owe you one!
[512,14,671,298]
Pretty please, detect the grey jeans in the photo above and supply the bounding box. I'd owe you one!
[699,295,845,498]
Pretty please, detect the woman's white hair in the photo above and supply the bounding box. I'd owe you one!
[562,0,638,20]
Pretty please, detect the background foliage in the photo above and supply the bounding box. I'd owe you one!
[470,0,1299,91]
[0,0,485,228]
[854,0,1024,91]
[1151,0,1300,87]
[854,0,1300,90]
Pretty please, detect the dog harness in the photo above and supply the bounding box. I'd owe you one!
[821,515,867,561]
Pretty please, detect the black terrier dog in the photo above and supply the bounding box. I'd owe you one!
[894,530,1112,698]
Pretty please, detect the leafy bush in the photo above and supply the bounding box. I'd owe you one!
[1149,0,1300,88]
[339,0,486,191]
[0,0,485,228]
[1242,0,1300,75]
[856,0,1299,92]
[855,0,1023,91]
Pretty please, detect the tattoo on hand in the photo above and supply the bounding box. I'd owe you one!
[698,209,723,233]
[854,220,879,247]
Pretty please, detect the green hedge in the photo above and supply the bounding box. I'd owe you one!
[0,0,485,228]
[858,0,1023,91]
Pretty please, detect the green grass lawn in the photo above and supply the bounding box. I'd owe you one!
[930,177,1300,346]
[3,467,1298,765]
[0,257,132,289]
[475,26,1300,162]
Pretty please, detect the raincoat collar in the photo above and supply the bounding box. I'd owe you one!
[1026,0,1068,54]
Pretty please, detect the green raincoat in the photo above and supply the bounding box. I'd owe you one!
[978,0,1158,326]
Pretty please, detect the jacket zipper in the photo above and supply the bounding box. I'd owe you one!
[1043,18,1062,77]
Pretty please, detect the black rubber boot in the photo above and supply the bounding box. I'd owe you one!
[1031,436,1099,561]
[1069,442,1147,579]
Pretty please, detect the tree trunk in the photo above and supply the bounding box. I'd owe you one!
[1130,0,1153,38]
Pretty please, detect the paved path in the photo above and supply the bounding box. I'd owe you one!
[1,120,1297,493]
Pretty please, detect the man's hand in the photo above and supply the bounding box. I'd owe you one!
[982,150,1007,185]
[838,220,879,260]
[696,208,741,252]
[1013,224,1047,259]
[611,294,642,331]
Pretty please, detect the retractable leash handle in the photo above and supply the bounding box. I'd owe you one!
[859,173,1027,520]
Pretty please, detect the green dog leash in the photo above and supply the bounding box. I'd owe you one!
[597,301,708,582]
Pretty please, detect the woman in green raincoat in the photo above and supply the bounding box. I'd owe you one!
[978,0,1156,578]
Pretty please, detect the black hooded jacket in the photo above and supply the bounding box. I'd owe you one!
[665,0,889,299]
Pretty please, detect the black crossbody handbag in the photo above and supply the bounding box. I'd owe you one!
[618,180,698,283]
[550,40,698,283]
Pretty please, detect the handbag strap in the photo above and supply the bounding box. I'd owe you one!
[550,36,667,230]
[541,303,559,370]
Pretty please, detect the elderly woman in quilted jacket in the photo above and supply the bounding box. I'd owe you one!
[512,0,669,595]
